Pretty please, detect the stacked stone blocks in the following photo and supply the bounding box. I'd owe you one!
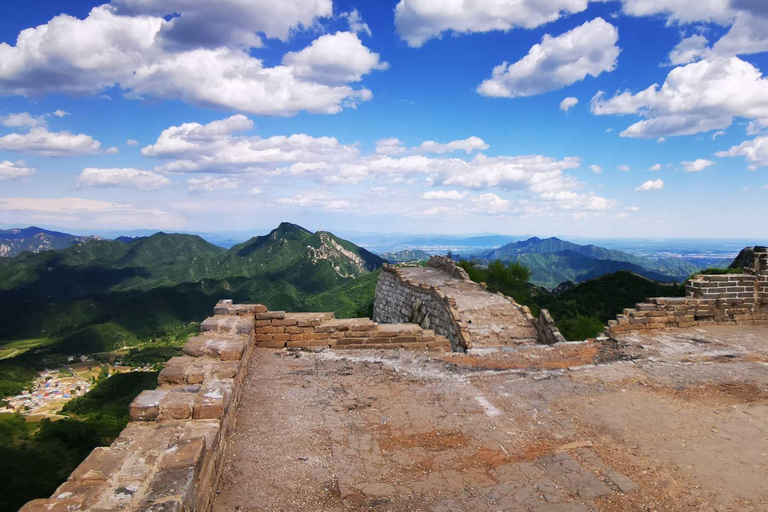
[21,299,256,512]
[253,310,451,352]
[374,264,468,350]
[607,248,768,336]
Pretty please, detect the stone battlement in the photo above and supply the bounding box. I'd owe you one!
[374,258,565,349]
[607,247,768,336]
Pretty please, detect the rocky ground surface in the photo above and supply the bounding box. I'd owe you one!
[398,266,539,347]
[212,325,768,511]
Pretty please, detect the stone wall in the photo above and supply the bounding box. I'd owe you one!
[536,309,568,344]
[427,255,471,281]
[607,247,768,336]
[22,300,256,512]
[20,300,453,511]
[253,310,451,351]
[374,264,467,351]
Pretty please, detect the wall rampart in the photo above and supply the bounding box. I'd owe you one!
[373,264,467,351]
[607,248,768,337]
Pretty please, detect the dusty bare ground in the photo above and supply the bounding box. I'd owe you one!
[212,325,768,511]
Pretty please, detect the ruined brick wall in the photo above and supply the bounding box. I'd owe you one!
[22,300,256,512]
[374,264,467,351]
[536,309,568,344]
[607,248,768,337]
[253,311,451,351]
[427,255,470,281]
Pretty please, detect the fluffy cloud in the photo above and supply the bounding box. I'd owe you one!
[0,112,47,128]
[415,137,489,154]
[375,138,407,156]
[636,179,664,191]
[79,168,171,190]
[477,19,619,98]
[277,191,351,211]
[141,115,612,214]
[681,158,716,172]
[0,160,34,180]
[126,139,139,146]
[0,197,183,229]
[668,34,709,65]
[590,164,603,174]
[0,128,100,156]
[648,163,663,171]
[618,165,631,172]
[112,0,333,49]
[282,32,388,86]
[0,6,383,116]
[716,135,768,169]
[142,115,358,172]
[421,190,468,200]
[617,0,732,24]
[394,0,592,48]
[187,176,242,193]
[560,97,579,113]
[591,57,768,138]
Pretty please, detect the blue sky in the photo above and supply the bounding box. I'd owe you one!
[0,0,767,238]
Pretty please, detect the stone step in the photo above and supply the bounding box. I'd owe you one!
[129,380,233,421]
[158,356,240,386]
[183,335,246,361]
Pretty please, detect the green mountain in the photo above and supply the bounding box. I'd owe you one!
[0,227,99,258]
[380,249,431,262]
[534,271,686,340]
[481,237,701,289]
[0,223,384,395]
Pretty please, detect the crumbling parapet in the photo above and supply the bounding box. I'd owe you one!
[427,255,470,281]
[607,247,768,337]
[21,299,257,512]
[374,263,469,351]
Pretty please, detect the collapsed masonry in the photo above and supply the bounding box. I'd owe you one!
[374,256,566,350]
[22,250,767,511]
[606,247,768,336]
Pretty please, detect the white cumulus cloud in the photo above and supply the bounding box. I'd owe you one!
[394,0,592,48]
[0,128,100,157]
[560,97,579,113]
[187,176,242,193]
[590,164,603,174]
[112,0,332,49]
[648,163,663,171]
[618,165,631,171]
[477,18,620,98]
[79,168,171,190]
[716,135,768,169]
[421,190,469,200]
[636,179,664,191]
[283,32,388,86]
[0,6,383,116]
[591,57,768,138]
[0,112,47,128]
[0,160,34,180]
[681,158,716,172]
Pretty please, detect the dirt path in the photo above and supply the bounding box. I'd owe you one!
[213,326,768,511]
[399,266,539,347]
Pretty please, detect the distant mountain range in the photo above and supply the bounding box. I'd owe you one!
[0,227,99,257]
[0,223,383,358]
[480,236,702,289]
